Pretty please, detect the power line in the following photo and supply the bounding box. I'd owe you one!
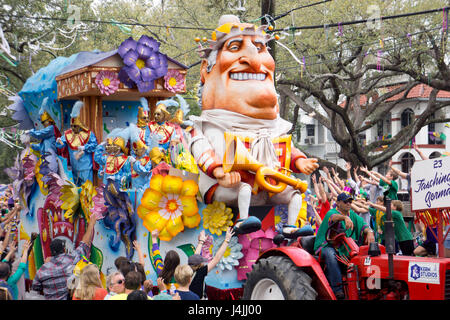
[272,6,449,32]
[275,25,444,66]
[276,36,444,72]
[0,13,215,31]
[273,0,332,21]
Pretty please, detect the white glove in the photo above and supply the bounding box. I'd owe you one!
[78,145,85,151]
[128,156,136,163]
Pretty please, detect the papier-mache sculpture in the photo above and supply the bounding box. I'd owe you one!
[28,97,61,175]
[187,15,319,237]
[94,127,136,259]
[57,101,98,186]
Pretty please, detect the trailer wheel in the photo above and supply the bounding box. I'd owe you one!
[243,255,317,300]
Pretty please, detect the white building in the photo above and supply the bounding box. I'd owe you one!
[296,83,450,199]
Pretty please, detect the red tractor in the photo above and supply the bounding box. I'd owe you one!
[242,225,450,300]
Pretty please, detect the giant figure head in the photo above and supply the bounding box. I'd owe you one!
[199,15,278,120]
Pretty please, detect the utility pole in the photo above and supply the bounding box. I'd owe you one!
[261,0,276,60]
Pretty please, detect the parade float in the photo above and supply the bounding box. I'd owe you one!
[7,15,319,299]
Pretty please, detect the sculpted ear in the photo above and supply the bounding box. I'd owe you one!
[200,60,208,84]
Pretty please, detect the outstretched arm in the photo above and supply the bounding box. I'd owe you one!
[413,142,428,160]
[367,201,386,212]
[323,177,341,197]
[194,230,207,255]
[388,160,408,179]
[311,175,323,203]
[371,170,392,186]
[207,228,234,272]
[81,213,99,247]
[133,240,145,267]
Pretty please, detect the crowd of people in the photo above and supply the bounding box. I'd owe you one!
[304,142,450,260]
[0,184,237,300]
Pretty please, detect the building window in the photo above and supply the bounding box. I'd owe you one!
[306,124,315,137]
[401,152,415,173]
[358,133,366,146]
[428,113,443,145]
[429,151,441,159]
[401,108,414,128]
[377,120,384,139]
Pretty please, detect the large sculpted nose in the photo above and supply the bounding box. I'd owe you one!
[238,43,262,71]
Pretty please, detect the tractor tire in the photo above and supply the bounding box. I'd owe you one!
[243,255,318,300]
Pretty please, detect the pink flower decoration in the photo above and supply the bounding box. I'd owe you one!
[237,227,277,281]
[200,234,214,262]
[95,71,120,96]
[91,186,107,219]
[163,69,185,93]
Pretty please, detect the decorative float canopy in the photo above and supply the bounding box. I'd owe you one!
[55,36,188,101]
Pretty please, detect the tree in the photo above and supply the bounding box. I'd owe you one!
[272,0,450,169]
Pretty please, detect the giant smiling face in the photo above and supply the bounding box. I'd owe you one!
[200,32,279,120]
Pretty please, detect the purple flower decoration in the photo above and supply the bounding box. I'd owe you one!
[118,35,168,93]
[118,68,135,88]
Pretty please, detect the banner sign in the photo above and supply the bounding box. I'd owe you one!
[411,156,450,211]
[408,261,440,284]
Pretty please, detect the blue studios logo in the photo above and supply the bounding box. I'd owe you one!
[410,264,421,280]
[408,262,440,284]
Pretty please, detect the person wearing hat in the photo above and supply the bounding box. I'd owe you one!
[136,97,158,153]
[28,97,62,174]
[186,15,319,238]
[94,128,136,260]
[31,214,99,300]
[94,127,132,190]
[129,123,158,192]
[148,98,178,151]
[313,192,375,299]
[188,227,234,299]
[56,101,98,186]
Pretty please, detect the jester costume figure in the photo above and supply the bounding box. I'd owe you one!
[129,123,156,193]
[57,101,97,186]
[148,100,176,151]
[94,129,136,259]
[28,97,61,174]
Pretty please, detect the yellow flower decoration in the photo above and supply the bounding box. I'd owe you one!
[79,180,97,223]
[34,158,48,195]
[60,181,80,219]
[60,180,97,222]
[138,174,200,242]
[202,201,234,236]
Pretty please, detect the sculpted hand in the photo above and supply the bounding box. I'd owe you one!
[295,158,319,175]
[213,167,241,188]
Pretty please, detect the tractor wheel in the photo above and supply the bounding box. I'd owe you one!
[243,255,318,300]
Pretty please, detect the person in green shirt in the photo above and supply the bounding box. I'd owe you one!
[366,199,414,256]
[0,240,32,300]
[361,167,398,200]
[357,196,385,243]
[314,192,375,299]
